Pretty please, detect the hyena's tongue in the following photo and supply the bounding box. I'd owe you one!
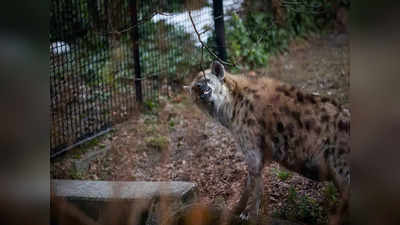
[200,85,212,100]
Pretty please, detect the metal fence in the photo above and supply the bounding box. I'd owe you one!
[50,0,242,157]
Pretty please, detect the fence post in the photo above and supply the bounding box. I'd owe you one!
[213,0,227,62]
[129,0,143,103]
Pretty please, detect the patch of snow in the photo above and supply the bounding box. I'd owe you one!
[152,0,243,46]
[50,41,70,55]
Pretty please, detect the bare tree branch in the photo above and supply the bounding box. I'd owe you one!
[200,44,205,78]
[109,10,172,35]
[281,0,325,14]
[187,10,236,69]
[94,9,172,36]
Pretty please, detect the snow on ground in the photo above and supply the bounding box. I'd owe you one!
[50,41,70,55]
[152,0,243,46]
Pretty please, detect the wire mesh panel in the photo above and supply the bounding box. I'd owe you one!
[50,0,140,157]
[50,0,243,157]
[138,1,212,97]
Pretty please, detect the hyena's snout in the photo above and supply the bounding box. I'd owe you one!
[194,81,212,100]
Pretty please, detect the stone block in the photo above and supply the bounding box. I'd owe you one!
[73,148,108,173]
[51,179,198,224]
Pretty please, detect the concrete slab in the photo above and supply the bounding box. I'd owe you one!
[52,179,197,202]
[51,180,303,225]
[51,179,198,224]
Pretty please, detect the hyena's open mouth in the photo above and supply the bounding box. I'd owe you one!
[200,85,212,100]
[195,82,212,100]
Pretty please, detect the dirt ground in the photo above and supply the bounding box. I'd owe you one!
[51,32,349,224]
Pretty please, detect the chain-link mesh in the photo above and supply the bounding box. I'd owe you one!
[50,0,242,157]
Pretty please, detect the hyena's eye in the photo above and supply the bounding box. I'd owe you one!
[204,78,210,83]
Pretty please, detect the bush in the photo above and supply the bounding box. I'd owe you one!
[145,135,169,151]
[225,13,269,70]
[223,0,348,70]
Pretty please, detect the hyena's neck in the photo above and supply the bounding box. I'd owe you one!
[214,100,234,128]
[212,75,240,128]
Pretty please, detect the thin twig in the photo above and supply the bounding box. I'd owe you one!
[200,46,206,78]
[188,10,235,67]
[96,9,172,36]
[199,27,212,35]
[281,0,325,14]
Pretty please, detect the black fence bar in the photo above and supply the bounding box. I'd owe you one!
[213,0,227,62]
[129,0,143,103]
[50,128,111,159]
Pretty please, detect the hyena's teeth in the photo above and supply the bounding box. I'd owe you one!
[200,87,212,100]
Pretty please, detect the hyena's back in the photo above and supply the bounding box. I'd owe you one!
[227,75,350,187]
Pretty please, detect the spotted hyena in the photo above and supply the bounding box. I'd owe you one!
[184,61,350,224]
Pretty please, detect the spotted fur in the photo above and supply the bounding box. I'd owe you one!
[185,61,350,224]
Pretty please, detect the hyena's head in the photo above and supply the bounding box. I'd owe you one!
[184,61,230,115]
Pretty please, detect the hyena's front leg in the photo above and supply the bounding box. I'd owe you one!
[235,149,264,220]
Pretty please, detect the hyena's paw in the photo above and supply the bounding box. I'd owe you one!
[239,212,249,221]
[238,206,260,222]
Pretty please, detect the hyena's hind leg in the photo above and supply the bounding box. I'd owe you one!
[234,149,264,220]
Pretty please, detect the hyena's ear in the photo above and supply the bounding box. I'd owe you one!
[211,60,224,80]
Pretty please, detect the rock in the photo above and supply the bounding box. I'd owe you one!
[73,147,109,173]
[248,71,256,77]
[159,102,177,122]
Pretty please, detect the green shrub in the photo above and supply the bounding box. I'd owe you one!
[169,120,176,128]
[145,135,169,151]
[223,0,345,71]
[272,167,292,181]
[277,170,292,181]
[144,99,159,114]
[226,13,269,70]
[324,183,339,208]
